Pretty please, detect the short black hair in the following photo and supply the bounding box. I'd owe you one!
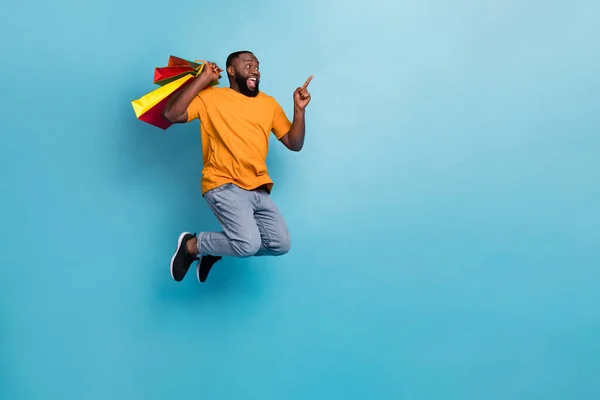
[226,50,253,68]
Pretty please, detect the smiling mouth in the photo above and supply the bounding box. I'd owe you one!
[247,76,258,90]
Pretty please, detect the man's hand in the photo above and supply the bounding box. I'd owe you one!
[293,76,313,111]
[199,61,222,82]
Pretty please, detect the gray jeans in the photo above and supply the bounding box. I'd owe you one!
[196,183,291,258]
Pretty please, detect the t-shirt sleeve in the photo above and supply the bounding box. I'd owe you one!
[271,100,292,139]
[186,87,211,122]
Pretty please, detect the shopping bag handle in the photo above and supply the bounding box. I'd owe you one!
[193,60,222,80]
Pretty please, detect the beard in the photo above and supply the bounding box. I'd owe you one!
[234,72,259,97]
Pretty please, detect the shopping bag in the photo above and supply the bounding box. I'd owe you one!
[167,55,203,69]
[131,58,221,130]
[154,66,197,86]
[154,57,222,86]
[131,74,195,130]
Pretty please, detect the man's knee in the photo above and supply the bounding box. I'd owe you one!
[270,231,291,256]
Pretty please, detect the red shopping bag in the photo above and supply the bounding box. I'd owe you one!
[167,55,203,68]
[154,56,221,86]
[154,66,196,86]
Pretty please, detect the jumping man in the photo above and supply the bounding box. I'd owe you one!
[162,51,313,282]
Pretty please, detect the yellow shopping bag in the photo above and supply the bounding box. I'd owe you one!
[131,74,195,130]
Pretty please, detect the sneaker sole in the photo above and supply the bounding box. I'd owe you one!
[170,232,191,281]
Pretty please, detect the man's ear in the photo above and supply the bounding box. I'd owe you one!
[227,66,235,77]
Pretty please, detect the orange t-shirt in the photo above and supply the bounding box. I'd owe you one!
[186,86,292,195]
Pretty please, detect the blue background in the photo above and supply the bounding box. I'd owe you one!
[1,0,599,399]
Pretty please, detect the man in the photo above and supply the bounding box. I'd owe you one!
[162,51,313,283]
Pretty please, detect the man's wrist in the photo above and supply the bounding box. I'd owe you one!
[195,73,214,88]
[293,106,306,116]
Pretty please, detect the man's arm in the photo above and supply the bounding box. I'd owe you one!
[279,75,313,152]
[279,109,306,152]
[162,63,221,123]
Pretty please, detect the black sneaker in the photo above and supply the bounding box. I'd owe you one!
[196,255,222,282]
[170,232,198,281]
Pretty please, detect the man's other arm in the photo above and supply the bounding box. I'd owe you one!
[279,76,313,152]
[279,108,306,152]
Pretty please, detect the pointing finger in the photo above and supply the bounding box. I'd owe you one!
[303,75,314,88]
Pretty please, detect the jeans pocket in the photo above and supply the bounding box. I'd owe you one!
[207,183,235,195]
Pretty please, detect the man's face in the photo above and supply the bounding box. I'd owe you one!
[232,53,260,97]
